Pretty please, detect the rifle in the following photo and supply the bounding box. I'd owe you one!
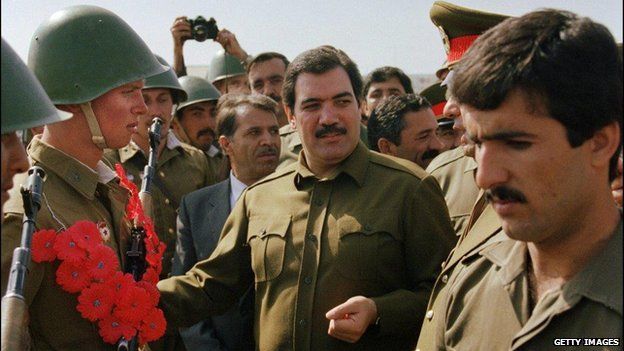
[117,117,163,351]
[1,166,47,351]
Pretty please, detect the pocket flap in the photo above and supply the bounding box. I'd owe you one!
[337,211,400,240]
[247,215,291,242]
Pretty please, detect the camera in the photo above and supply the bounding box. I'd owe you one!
[188,16,219,42]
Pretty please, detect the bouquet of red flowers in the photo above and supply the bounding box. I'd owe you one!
[31,165,167,345]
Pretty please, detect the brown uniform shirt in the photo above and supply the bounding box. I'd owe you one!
[103,134,215,278]
[1,137,132,350]
[426,148,480,237]
[431,219,622,351]
[158,142,455,351]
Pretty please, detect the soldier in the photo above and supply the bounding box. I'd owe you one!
[157,46,455,350]
[1,38,72,217]
[367,94,445,169]
[361,66,414,125]
[425,0,510,237]
[1,5,166,349]
[172,93,281,350]
[419,82,460,152]
[248,51,290,126]
[432,9,622,349]
[104,55,216,281]
[206,50,251,95]
[171,76,228,182]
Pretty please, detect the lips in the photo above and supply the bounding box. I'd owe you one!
[127,122,138,133]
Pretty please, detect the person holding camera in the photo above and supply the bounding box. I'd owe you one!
[171,16,250,94]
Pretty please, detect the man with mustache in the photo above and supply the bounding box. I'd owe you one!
[361,66,414,127]
[171,93,281,350]
[426,9,622,349]
[171,75,228,182]
[247,52,290,127]
[1,5,167,349]
[367,94,445,169]
[419,82,461,153]
[157,46,455,350]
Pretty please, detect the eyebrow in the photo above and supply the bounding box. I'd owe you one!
[467,130,537,143]
[300,91,353,105]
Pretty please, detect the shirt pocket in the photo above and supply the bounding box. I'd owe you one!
[246,215,291,282]
[335,212,401,281]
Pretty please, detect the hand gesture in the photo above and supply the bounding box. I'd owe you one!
[325,296,378,343]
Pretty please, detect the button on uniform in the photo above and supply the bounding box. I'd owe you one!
[426,310,434,320]
[441,274,449,284]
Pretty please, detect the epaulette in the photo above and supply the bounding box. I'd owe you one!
[426,147,465,172]
[368,151,429,180]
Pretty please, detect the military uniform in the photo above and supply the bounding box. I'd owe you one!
[103,133,215,278]
[427,219,622,350]
[158,142,455,351]
[426,148,479,237]
[1,138,132,350]
[203,144,228,182]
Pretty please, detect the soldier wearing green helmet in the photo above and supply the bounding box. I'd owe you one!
[171,75,227,181]
[1,38,72,217]
[1,5,168,350]
[104,55,216,282]
[206,50,250,94]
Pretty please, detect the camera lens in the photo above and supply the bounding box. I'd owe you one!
[194,25,207,42]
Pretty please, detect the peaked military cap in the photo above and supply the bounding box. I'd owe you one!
[420,82,452,128]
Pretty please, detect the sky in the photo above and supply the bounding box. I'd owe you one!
[2,0,622,75]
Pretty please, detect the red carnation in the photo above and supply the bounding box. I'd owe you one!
[98,314,137,345]
[141,267,159,285]
[136,280,160,307]
[77,282,115,321]
[113,285,152,325]
[85,245,119,281]
[31,229,58,262]
[138,308,166,344]
[56,259,91,293]
[53,230,87,263]
[67,220,102,251]
[105,272,135,300]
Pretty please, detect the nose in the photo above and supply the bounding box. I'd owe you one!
[474,143,509,190]
[319,103,339,126]
[132,92,148,116]
[444,96,463,132]
[8,135,30,177]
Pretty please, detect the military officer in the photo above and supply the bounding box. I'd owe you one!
[431,9,622,349]
[1,38,72,218]
[425,1,510,237]
[157,46,455,351]
[1,5,167,350]
[419,82,459,153]
[104,55,216,280]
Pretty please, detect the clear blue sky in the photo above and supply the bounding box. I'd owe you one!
[2,0,622,75]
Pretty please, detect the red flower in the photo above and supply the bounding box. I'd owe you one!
[138,308,166,344]
[105,272,134,300]
[113,285,152,325]
[53,230,87,263]
[67,220,102,251]
[77,282,115,321]
[98,314,137,345]
[141,267,159,285]
[31,229,58,262]
[56,259,91,293]
[136,281,160,307]
[85,245,119,281]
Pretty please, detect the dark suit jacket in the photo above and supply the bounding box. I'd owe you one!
[172,179,254,351]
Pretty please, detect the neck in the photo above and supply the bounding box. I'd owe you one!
[231,167,260,186]
[42,124,103,170]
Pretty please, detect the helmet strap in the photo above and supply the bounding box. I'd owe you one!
[80,102,108,149]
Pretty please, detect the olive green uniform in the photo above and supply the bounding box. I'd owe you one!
[427,219,622,350]
[426,148,480,237]
[158,142,455,351]
[204,144,228,183]
[103,134,215,278]
[1,138,132,351]
[277,124,370,170]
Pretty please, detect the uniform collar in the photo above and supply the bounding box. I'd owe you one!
[28,137,115,200]
[118,133,185,164]
[294,141,368,188]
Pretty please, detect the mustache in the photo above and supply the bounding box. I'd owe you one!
[315,125,347,138]
[197,128,215,138]
[421,149,440,161]
[485,186,528,204]
[256,146,279,157]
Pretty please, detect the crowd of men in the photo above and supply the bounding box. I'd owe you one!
[1,1,622,350]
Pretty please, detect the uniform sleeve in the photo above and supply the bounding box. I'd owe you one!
[370,175,455,340]
[171,196,197,276]
[157,192,254,328]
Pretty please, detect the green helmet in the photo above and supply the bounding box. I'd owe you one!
[205,50,246,83]
[28,5,167,104]
[1,38,71,134]
[176,76,221,112]
[144,55,188,104]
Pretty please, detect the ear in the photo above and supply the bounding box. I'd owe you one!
[360,99,370,117]
[285,105,297,129]
[377,138,397,156]
[588,121,621,170]
[218,135,232,154]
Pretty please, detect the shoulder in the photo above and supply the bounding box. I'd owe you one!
[368,151,429,180]
[179,143,208,162]
[426,147,466,173]
[183,179,228,203]
[279,124,296,137]
[247,165,296,191]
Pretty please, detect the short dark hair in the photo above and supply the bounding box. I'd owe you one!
[367,93,431,151]
[363,66,414,97]
[247,52,290,73]
[452,9,622,180]
[282,45,363,111]
[215,93,278,137]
